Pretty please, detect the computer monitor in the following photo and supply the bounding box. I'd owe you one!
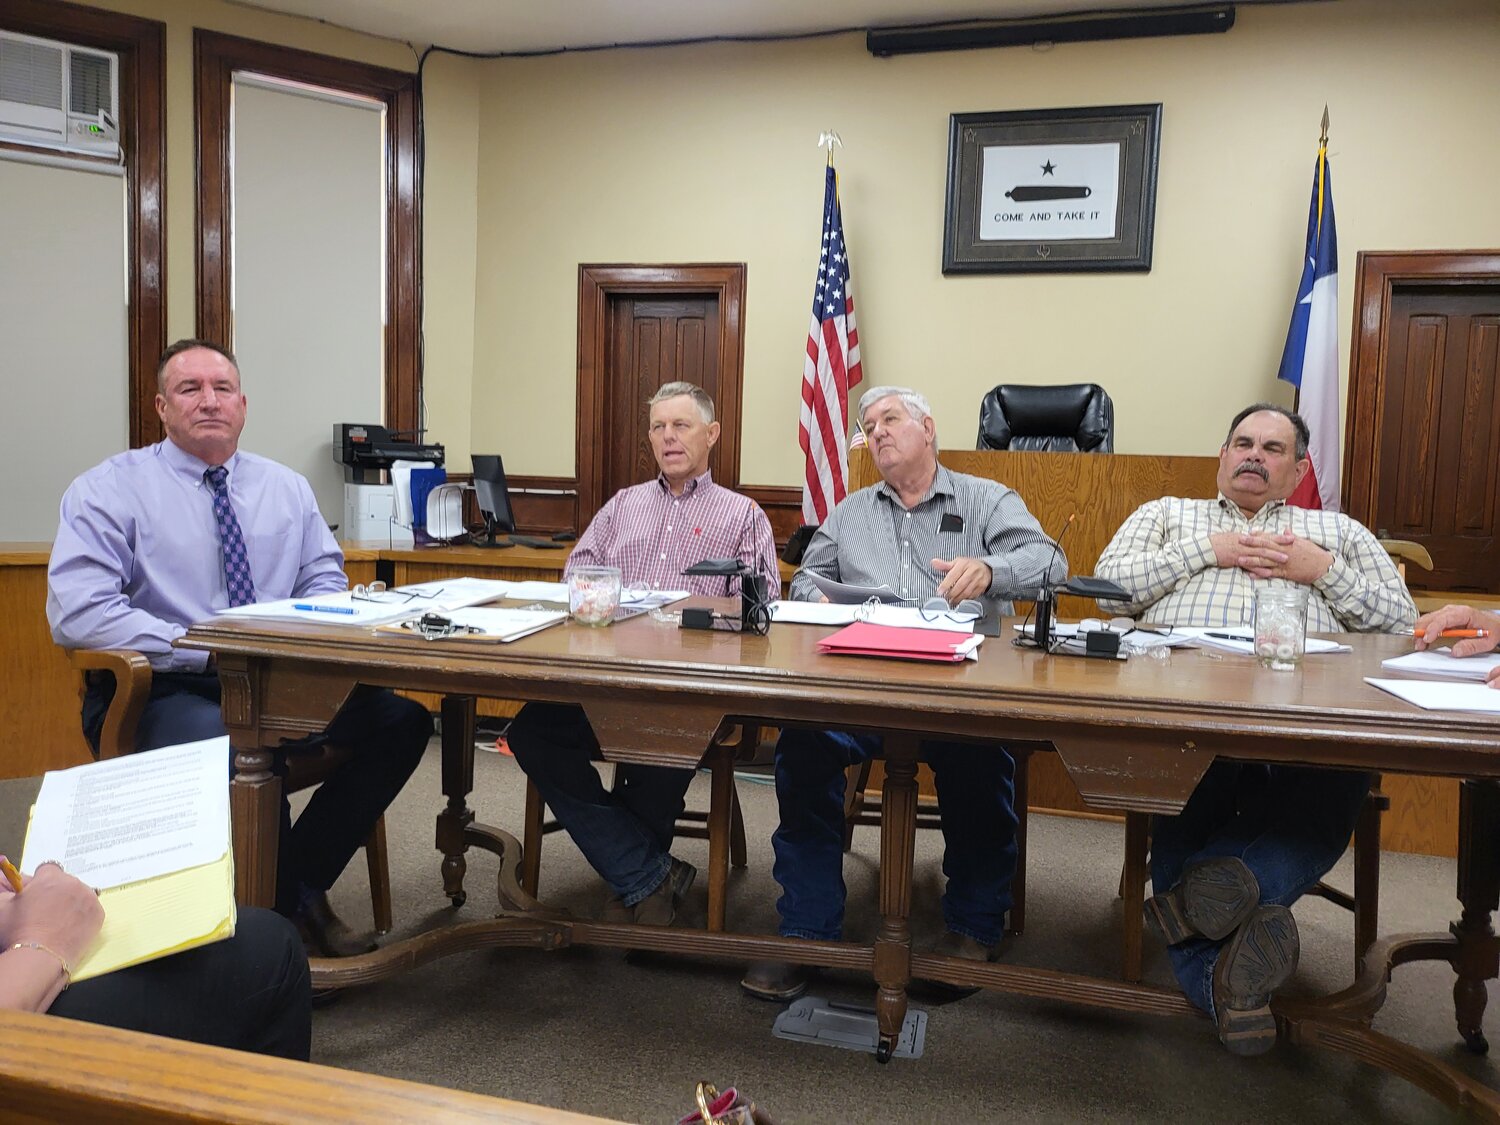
[471,455,516,548]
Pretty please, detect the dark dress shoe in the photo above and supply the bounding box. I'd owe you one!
[740,960,809,1001]
[298,891,376,958]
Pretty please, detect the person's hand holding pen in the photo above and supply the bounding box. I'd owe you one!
[1413,604,1500,689]
[0,858,104,1012]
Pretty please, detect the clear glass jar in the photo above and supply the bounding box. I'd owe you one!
[568,566,622,627]
[1253,586,1309,671]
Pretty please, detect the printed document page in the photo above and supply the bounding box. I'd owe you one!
[1380,649,1500,682]
[21,737,230,891]
[1365,678,1500,713]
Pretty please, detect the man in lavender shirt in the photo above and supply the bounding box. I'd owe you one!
[47,340,430,957]
[507,382,779,925]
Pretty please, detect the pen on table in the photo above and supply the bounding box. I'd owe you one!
[293,604,356,615]
[1416,628,1491,640]
[0,856,23,893]
[1204,632,1253,641]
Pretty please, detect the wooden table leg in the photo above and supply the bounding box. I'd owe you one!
[230,743,279,908]
[1453,780,1500,1054]
[436,695,478,909]
[873,734,919,1063]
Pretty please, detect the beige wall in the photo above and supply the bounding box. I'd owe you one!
[42,0,478,468]
[470,0,1500,485]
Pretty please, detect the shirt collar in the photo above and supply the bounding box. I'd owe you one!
[656,468,713,496]
[161,438,239,486]
[1216,492,1288,520]
[877,464,955,509]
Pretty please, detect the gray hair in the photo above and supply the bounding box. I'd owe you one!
[648,381,715,424]
[857,385,936,445]
[1225,402,1310,461]
[157,338,238,394]
[857,385,931,425]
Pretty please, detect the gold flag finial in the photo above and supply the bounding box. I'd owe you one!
[818,130,843,165]
[1319,105,1329,147]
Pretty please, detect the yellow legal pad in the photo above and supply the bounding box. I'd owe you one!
[70,850,237,983]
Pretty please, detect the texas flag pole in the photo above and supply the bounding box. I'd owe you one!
[1277,107,1341,511]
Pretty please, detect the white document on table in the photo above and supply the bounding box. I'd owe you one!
[381,605,569,642]
[1172,628,1352,656]
[1365,678,1500,713]
[771,601,860,625]
[394,577,521,608]
[214,590,415,626]
[1380,650,1500,682]
[804,572,902,605]
[499,580,570,602]
[20,737,230,891]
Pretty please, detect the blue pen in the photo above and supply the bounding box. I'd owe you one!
[293,603,356,615]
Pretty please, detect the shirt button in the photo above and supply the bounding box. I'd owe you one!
[905,513,911,520]
[666,526,672,531]
[660,553,666,560]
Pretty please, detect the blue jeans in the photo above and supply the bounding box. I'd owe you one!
[1150,761,1371,1013]
[507,702,694,907]
[771,728,1017,947]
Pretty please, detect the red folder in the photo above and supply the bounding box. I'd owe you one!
[816,621,982,663]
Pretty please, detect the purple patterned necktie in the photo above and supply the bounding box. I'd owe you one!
[204,466,256,607]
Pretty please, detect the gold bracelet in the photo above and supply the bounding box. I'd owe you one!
[9,941,71,988]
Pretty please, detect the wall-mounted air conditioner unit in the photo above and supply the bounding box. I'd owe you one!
[0,30,120,161]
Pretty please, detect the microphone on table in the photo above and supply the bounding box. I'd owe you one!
[1026,513,1075,652]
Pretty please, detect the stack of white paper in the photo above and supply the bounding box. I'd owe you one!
[1365,678,1500,713]
[1380,649,1500,682]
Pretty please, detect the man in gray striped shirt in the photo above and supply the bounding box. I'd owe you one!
[742,385,1065,1002]
[1096,403,1416,1057]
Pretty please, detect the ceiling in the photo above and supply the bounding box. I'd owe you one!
[227,0,1265,55]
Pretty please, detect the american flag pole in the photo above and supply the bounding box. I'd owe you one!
[799,132,864,524]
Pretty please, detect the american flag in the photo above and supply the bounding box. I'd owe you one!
[799,164,863,524]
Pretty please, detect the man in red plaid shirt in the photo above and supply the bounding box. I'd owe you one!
[507,382,778,925]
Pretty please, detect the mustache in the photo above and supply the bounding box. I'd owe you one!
[1233,460,1269,482]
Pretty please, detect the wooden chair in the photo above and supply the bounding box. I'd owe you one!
[841,747,1033,936]
[519,724,754,932]
[1119,785,1389,983]
[68,649,394,934]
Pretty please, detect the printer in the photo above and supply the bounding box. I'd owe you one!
[334,424,446,545]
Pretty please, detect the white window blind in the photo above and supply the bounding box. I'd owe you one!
[231,75,385,525]
[0,157,127,541]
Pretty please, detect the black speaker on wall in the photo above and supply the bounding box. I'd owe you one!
[866,4,1235,57]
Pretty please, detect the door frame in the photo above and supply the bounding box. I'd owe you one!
[1344,249,1500,522]
[194,30,421,436]
[575,263,747,526]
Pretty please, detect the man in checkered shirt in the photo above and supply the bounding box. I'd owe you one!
[507,382,778,926]
[1096,403,1416,1057]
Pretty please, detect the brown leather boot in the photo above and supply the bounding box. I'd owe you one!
[298,891,376,958]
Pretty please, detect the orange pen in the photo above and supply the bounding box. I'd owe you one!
[1418,629,1491,640]
[0,856,23,894]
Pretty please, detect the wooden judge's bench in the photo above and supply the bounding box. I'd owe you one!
[4,446,1495,858]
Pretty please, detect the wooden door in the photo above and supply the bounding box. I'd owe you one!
[575,264,747,527]
[603,294,722,501]
[1345,251,1500,593]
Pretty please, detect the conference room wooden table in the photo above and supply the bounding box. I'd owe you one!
[180,604,1500,1116]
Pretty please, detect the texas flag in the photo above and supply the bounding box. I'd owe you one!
[1277,145,1340,511]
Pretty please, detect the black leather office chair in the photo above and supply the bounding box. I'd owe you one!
[977,384,1114,452]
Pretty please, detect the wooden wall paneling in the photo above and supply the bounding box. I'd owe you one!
[193,30,421,435]
[1,0,166,448]
[1379,774,1458,859]
[0,551,92,779]
[739,485,804,547]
